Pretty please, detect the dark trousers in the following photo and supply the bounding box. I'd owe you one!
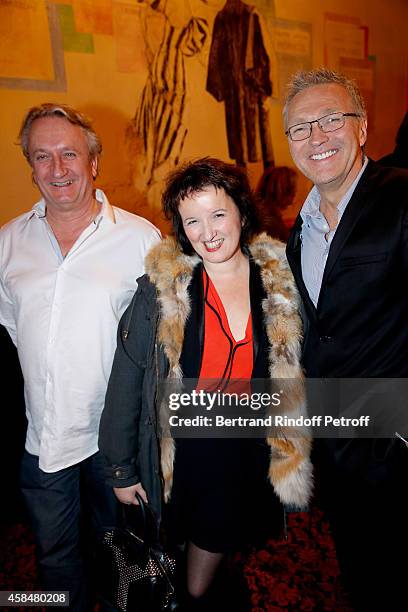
[20,450,118,612]
[314,439,408,612]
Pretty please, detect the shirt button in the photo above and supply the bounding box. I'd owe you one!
[114,469,122,478]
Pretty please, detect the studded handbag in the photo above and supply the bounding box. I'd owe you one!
[98,493,178,612]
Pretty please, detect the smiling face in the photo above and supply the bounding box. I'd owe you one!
[178,186,243,266]
[286,83,367,199]
[28,116,97,212]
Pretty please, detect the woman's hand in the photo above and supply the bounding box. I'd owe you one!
[113,482,148,506]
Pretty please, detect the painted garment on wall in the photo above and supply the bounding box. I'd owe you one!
[134,13,208,186]
[206,0,274,167]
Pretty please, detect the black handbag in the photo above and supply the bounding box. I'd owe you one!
[98,493,178,612]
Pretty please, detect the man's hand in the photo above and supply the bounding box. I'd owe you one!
[113,482,148,505]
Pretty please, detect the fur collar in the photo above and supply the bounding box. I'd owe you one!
[145,234,313,508]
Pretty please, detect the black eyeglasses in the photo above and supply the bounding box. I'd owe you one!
[285,112,361,141]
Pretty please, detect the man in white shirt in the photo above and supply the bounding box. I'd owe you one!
[0,103,160,610]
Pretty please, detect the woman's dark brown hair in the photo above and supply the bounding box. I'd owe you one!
[162,157,259,255]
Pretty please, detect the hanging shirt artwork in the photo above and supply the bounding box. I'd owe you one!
[134,12,208,185]
[206,0,274,166]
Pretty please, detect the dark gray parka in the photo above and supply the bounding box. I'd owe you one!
[99,275,167,519]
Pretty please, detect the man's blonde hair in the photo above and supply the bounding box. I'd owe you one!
[283,68,367,128]
[18,103,102,163]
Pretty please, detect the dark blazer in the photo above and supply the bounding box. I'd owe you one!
[286,159,408,489]
[286,159,408,378]
[286,158,408,612]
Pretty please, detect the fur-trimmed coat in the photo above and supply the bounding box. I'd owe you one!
[99,234,313,520]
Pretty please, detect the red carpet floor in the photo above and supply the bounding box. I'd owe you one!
[0,505,353,611]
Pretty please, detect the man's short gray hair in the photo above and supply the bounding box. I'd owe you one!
[18,103,102,163]
[283,68,367,128]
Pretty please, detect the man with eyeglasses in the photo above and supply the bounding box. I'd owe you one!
[285,68,408,611]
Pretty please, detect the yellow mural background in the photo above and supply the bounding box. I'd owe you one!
[0,0,407,232]
[0,1,54,80]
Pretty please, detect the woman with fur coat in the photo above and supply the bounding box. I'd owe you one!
[99,158,312,609]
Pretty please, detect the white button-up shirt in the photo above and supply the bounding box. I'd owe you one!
[0,189,160,472]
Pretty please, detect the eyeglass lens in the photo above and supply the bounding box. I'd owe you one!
[289,112,346,141]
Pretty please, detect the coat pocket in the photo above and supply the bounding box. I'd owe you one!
[338,252,388,267]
